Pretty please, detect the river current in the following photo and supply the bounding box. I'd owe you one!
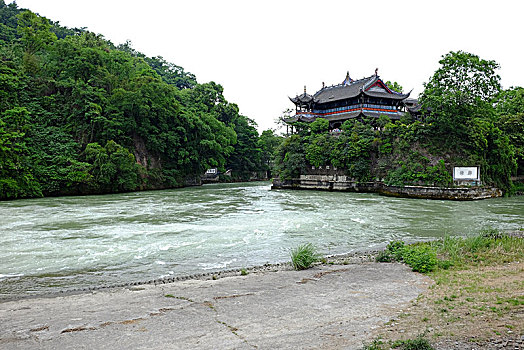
[1,181,523,298]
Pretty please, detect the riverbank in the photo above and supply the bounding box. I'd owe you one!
[272,176,503,200]
[0,259,430,350]
[1,233,523,349]
[366,231,524,349]
[370,260,524,350]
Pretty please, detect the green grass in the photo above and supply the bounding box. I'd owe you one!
[372,230,524,347]
[290,243,321,270]
[391,335,434,349]
[363,338,385,350]
[429,231,524,269]
[377,231,524,274]
[364,334,434,350]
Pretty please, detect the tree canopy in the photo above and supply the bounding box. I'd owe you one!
[0,3,274,199]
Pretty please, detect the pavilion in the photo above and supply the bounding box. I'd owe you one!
[285,71,415,131]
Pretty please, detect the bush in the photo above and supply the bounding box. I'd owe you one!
[376,240,405,263]
[375,249,394,262]
[387,241,406,260]
[377,240,437,273]
[402,245,438,273]
[290,243,321,270]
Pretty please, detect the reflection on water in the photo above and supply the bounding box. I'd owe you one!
[1,181,523,298]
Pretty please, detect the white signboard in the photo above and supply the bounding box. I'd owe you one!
[453,166,480,181]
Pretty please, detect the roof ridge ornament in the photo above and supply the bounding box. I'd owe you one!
[375,68,378,76]
[342,71,353,86]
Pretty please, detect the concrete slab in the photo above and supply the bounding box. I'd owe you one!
[0,262,430,349]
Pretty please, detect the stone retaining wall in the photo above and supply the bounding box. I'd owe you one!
[272,175,503,200]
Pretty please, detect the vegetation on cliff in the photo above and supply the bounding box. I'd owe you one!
[0,1,281,199]
[275,51,523,193]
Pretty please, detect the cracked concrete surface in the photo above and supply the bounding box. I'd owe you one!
[0,263,430,349]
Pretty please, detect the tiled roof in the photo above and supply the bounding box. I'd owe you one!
[303,75,410,104]
[313,76,376,104]
[289,92,314,104]
[363,89,410,100]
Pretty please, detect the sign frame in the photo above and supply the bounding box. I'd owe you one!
[453,166,480,181]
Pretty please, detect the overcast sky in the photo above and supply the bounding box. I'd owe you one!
[9,0,524,132]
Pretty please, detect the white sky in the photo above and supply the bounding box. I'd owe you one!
[9,0,524,132]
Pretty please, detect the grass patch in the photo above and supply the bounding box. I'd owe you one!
[372,230,524,346]
[429,231,524,268]
[377,231,524,274]
[363,338,385,350]
[290,243,321,270]
[364,334,434,350]
[391,335,434,349]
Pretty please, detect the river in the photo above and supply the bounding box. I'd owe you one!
[1,181,523,299]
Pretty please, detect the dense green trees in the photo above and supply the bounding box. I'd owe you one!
[258,129,281,176]
[495,87,524,177]
[274,134,306,180]
[0,3,272,199]
[385,81,403,93]
[420,51,501,142]
[0,106,42,198]
[419,51,516,190]
[275,51,522,193]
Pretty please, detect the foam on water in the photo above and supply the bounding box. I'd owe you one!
[0,181,523,298]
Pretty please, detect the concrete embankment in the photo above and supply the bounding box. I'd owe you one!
[272,175,503,200]
[0,262,430,350]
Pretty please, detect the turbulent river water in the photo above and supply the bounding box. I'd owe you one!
[1,181,523,298]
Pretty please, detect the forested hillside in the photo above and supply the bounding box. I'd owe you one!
[0,1,280,199]
[275,51,524,193]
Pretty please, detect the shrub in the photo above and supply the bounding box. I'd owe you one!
[387,241,406,261]
[377,240,437,273]
[290,243,321,270]
[402,245,438,273]
[375,249,395,262]
[376,240,405,263]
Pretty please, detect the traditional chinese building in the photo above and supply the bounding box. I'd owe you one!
[285,71,413,130]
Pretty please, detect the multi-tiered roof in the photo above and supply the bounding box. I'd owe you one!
[286,72,412,125]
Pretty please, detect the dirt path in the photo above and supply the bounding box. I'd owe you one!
[0,263,430,350]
